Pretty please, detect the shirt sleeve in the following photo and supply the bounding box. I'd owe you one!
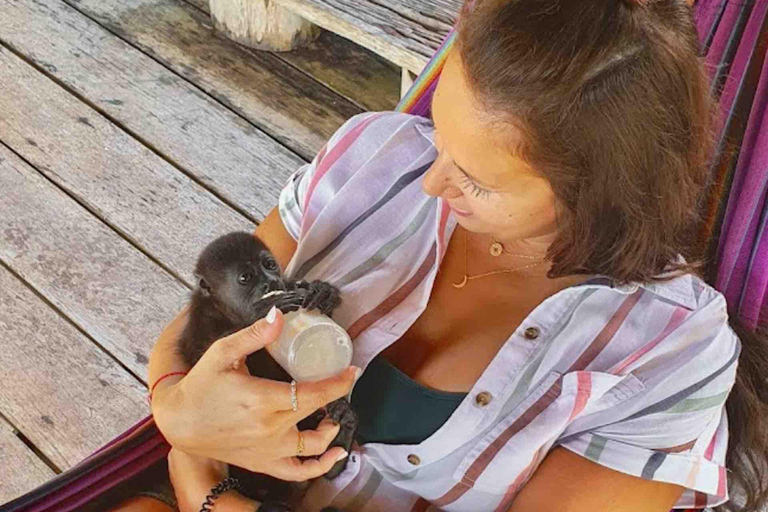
[278,111,383,241]
[557,291,741,509]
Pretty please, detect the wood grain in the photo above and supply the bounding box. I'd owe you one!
[209,0,321,51]
[0,143,189,381]
[273,31,400,111]
[0,47,253,285]
[0,265,148,473]
[188,0,399,111]
[56,0,362,160]
[0,0,318,220]
[0,418,54,504]
[276,0,461,72]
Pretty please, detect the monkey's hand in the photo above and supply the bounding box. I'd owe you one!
[250,291,304,321]
[295,397,357,481]
[294,280,341,317]
[323,398,357,480]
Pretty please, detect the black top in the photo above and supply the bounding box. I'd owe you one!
[351,355,467,445]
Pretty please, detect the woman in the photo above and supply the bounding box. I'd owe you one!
[123,0,768,511]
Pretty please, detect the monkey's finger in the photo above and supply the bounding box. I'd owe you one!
[273,366,359,420]
[212,309,284,371]
[269,448,349,482]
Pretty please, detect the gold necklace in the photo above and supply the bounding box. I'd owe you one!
[453,230,543,289]
[489,237,539,259]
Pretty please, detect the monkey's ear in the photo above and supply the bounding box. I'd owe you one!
[196,275,211,297]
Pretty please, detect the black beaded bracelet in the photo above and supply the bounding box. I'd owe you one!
[199,476,241,512]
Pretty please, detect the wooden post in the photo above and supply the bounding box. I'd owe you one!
[401,68,418,98]
[209,0,321,52]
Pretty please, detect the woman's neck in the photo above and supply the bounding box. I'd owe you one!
[461,225,557,280]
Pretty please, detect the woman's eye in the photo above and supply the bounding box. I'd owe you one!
[262,258,278,272]
[460,175,493,199]
[238,272,253,284]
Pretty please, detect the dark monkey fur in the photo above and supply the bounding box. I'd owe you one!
[177,231,356,512]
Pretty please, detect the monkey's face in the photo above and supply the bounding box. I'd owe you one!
[202,249,286,324]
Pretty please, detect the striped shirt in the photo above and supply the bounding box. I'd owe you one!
[278,111,740,511]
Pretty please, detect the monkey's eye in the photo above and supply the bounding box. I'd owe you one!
[262,258,278,272]
[238,272,254,284]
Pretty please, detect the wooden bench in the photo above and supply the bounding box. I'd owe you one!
[208,0,462,97]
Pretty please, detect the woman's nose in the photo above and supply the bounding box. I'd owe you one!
[422,160,462,199]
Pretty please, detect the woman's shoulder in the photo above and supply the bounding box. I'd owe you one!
[569,271,739,376]
[302,110,436,205]
[278,111,438,243]
[323,111,436,168]
[334,110,434,142]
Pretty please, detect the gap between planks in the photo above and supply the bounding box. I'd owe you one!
[0,414,56,504]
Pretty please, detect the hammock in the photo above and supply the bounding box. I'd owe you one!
[2,1,766,510]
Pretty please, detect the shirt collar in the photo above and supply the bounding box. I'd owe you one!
[414,118,436,144]
[580,272,698,310]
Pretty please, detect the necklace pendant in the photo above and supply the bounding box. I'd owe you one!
[452,275,468,288]
[490,241,504,257]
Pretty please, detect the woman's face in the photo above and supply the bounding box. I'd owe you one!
[423,50,559,245]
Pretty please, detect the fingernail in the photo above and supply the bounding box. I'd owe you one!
[336,450,349,462]
[266,306,277,324]
[353,366,362,382]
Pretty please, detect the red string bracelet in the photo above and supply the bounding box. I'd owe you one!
[148,371,188,404]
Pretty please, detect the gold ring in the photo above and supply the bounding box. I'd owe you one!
[297,431,305,456]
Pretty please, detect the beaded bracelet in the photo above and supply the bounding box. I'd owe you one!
[199,476,241,512]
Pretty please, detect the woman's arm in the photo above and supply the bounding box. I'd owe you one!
[254,206,298,271]
[509,447,685,511]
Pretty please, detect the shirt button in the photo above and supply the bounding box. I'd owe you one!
[407,454,421,466]
[475,391,492,406]
[524,327,541,340]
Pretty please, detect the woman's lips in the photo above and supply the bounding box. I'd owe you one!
[449,205,473,217]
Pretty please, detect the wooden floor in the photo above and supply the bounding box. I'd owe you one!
[0,0,400,503]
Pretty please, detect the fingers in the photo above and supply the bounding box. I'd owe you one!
[270,447,350,482]
[210,308,283,371]
[280,419,340,458]
[274,366,359,422]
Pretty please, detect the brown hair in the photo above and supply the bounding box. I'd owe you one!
[457,0,768,510]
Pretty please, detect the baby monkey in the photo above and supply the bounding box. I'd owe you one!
[177,231,356,512]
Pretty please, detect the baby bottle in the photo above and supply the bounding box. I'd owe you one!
[265,308,353,382]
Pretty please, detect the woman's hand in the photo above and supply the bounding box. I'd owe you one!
[152,308,357,481]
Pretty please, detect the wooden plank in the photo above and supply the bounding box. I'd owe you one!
[187,0,399,112]
[54,0,362,160]
[401,68,417,99]
[0,418,54,504]
[0,265,148,472]
[0,143,189,380]
[0,0,312,219]
[0,46,252,285]
[274,31,400,112]
[277,0,461,72]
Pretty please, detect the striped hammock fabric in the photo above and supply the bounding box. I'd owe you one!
[2,1,766,511]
